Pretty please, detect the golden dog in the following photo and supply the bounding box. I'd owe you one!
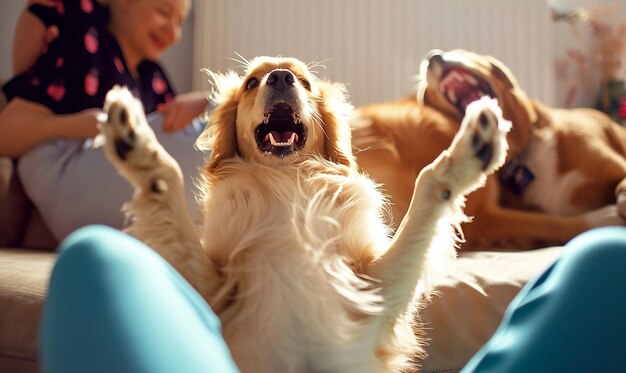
[354,49,626,250]
[98,56,510,372]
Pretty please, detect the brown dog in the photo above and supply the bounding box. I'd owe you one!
[354,49,626,250]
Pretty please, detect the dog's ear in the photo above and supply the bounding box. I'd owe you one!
[486,56,518,90]
[483,55,538,129]
[317,81,357,171]
[484,58,538,157]
[196,70,242,172]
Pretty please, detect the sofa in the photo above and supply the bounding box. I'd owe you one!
[0,157,57,373]
[0,156,563,373]
[0,89,563,372]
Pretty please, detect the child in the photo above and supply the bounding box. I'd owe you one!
[0,0,209,241]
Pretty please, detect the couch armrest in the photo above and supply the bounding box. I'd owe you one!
[0,157,33,247]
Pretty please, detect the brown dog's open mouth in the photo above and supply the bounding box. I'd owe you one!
[255,103,307,157]
[438,67,496,114]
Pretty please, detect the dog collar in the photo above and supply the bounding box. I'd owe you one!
[499,157,535,196]
[498,111,544,196]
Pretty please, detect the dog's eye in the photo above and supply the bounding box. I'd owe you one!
[245,77,260,90]
[300,79,311,91]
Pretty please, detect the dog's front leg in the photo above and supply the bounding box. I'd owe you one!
[368,98,510,316]
[99,86,222,301]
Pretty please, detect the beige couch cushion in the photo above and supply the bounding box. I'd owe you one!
[0,246,561,373]
[0,249,55,373]
[421,247,562,373]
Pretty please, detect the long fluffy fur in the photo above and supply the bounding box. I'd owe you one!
[100,57,509,373]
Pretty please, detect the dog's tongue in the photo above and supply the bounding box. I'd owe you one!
[270,131,297,143]
[460,91,482,110]
[442,68,484,110]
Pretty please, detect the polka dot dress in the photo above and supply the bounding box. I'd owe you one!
[2,0,176,115]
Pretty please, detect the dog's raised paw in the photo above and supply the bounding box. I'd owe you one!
[439,96,511,196]
[101,87,140,159]
[459,97,509,169]
[97,85,178,194]
[472,106,499,170]
[99,86,160,166]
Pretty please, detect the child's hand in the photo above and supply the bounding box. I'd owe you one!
[157,91,209,133]
[71,108,104,139]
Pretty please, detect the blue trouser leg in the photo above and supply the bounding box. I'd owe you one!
[39,225,240,373]
[462,226,626,373]
[41,225,626,372]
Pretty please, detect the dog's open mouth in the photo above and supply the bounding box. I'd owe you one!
[254,103,307,157]
[438,67,496,114]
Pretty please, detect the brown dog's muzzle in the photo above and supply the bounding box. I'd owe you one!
[425,50,496,115]
[254,69,308,157]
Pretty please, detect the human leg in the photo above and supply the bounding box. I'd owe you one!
[462,226,626,373]
[17,113,206,242]
[40,225,239,373]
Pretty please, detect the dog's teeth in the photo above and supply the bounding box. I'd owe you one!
[447,90,458,104]
[440,70,464,88]
[465,74,479,87]
[268,132,296,147]
[478,91,486,97]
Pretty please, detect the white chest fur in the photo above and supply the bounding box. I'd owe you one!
[199,160,391,373]
[522,133,587,215]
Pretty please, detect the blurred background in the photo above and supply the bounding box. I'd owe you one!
[2,0,626,112]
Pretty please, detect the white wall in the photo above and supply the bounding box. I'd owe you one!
[193,0,556,107]
[0,3,194,93]
[0,3,22,82]
[3,1,626,107]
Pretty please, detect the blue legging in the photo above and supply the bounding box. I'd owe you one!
[40,225,626,373]
[462,227,626,372]
[40,226,239,373]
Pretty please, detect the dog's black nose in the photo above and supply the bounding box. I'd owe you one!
[426,49,445,69]
[267,69,295,91]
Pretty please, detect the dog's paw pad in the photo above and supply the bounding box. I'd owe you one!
[434,96,510,197]
[118,107,129,126]
[470,109,498,170]
[463,97,510,172]
[100,86,148,162]
[150,178,169,193]
[114,130,136,160]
